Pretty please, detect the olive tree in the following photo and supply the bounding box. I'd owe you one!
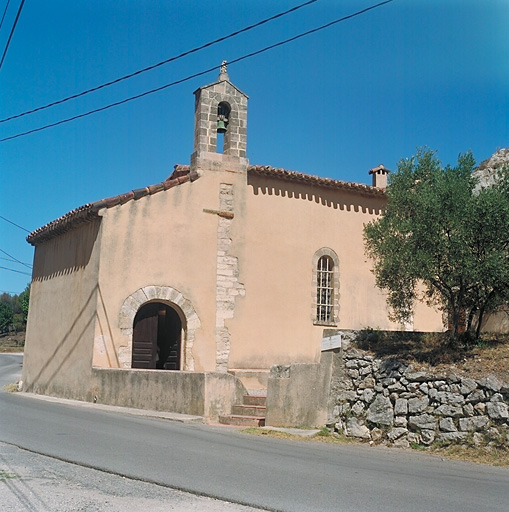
[364,149,509,342]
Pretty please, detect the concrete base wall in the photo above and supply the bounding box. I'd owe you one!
[36,368,247,422]
[265,352,333,428]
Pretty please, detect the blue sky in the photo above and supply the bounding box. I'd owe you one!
[1,0,508,294]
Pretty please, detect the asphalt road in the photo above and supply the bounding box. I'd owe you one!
[0,441,264,512]
[1,354,508,512]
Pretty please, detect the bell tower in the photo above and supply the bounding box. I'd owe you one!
[191,61,249,173]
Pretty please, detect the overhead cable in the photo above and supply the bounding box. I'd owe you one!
[0,248,32,268]
[0,0,26,71]
[0,0,394,142]
[0,0,319,123]
[0,214,31,232]
[0,266,32,276]
[0,0,11,33]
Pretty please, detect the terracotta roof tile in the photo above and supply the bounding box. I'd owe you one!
[27,166,198,246]
[28,163,381,246]
[247,165,385,196]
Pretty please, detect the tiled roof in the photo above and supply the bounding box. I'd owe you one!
[28,163,383,246]
[247,165,385,196]
[27,167,199,246]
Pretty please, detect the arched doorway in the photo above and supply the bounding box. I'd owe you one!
[132,302,182,370]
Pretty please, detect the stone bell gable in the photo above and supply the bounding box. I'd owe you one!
[191,61,249,173]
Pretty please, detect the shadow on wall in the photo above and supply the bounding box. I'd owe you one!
[248,174,383,215]
[31,220,101,282]
[26,285,98,393]
[95,285,120,368]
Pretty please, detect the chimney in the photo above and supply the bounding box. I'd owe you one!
[369,164,390,189]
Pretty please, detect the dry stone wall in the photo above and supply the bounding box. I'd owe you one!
[329,347,509,448]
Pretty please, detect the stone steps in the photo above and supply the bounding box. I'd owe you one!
[231,404,266,417]
[218,393,266,427]
[242,395,266,407]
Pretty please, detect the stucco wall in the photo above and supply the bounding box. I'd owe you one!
[92,168,248,373]
[227,173,442,370]
[23,220,101,398]
[88,166,443,376]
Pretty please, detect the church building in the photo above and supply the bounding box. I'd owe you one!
[22,65,443,424]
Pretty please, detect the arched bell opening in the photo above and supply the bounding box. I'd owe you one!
[216,101,231,154]
[132,302,183,370]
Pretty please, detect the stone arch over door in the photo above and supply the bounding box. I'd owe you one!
[118,286,200,370]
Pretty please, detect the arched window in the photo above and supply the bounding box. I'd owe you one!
[317,256,334,323]
[312,249,339,325]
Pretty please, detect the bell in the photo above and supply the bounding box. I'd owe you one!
[217,120,227,133]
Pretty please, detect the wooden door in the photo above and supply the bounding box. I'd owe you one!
[132,304,159,368]
[132,303,182,370]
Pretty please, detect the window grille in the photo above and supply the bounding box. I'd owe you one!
[316,256,334,323]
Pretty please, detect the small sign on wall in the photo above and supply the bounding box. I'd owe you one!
[321,334,342,351]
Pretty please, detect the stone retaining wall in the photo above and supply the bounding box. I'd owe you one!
[329,347,509,447]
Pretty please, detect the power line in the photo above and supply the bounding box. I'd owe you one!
[0,0,394,143]
[0,256,24,264]
[0,266,31,276]
[0,0,25,71]
[0,248,32,268]
[0,0,11,33]
[0,0,319,124]
[0,214,31,232]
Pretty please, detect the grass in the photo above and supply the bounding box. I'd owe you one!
[356,331,509,384]
[240,427,354,445]
[3,382,19,392]
[241,427,509,467]
[428,444,509,467]
[0,471,19,480]
[0,331,25,353]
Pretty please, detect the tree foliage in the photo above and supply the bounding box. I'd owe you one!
[364,149,509,342]
[0,301,13,332]
[0,284,30,332]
